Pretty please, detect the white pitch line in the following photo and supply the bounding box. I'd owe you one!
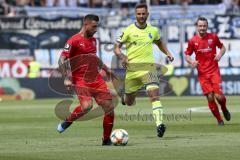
[187,106,240,113]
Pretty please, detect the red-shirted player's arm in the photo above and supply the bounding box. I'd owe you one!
[58,39,74,86]
[185,40,199,67]
[185,39,194,56]
[214,34,226,61]
[214,34,223,49]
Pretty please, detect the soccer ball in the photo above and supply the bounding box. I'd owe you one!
[110,129,128,146]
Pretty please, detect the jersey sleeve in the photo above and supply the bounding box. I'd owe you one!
[116,28,129,43]
[61,39,74,58]
[185,39,194,56]
[214,34,223,49]
[154,27,161,41]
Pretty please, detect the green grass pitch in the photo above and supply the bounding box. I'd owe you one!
[0,96,239,160]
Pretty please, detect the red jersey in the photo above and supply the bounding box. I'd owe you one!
[185,33,223,76]
[61,33,102,83]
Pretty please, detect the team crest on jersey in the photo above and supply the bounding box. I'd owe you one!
[148,33,152,39]
[63,43,71,51]
[208,39,213,45]
[79,42,85,47]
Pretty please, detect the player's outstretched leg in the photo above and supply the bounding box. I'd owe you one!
[57,105,82,133]
[206,93,224,125]
[57,100,93,133]
[152,101,166,137]
[147,84,166,137]
[57,121,72,133]
[215,94,231,121]
[102,112,114,146]
[100,100,115,146]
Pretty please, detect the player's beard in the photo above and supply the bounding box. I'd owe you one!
[137,17,147,27]
[198,29,207,37]
[86,30,96,37]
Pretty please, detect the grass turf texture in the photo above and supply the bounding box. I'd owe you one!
[0,96,239,160]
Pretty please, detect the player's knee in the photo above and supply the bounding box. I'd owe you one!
[214,93,224,101]
[100,100,115,113]
[206,93,214,102]
[150,97,159,102]
[146,84,159,102]
[105,108,114,116]
[81,100,93,112]
[125,99,135,106]
[105,110,114,116]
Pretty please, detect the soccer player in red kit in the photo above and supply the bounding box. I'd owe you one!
[56,14,116,145]
[185,17,231,125]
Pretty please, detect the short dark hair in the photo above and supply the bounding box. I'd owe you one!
[84,14,99,22]
[135,3,148,10]
[196,17,208,26]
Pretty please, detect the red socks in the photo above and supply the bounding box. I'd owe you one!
[66,105,85,122]
[103,113,114,140]
[66,105,114,141]
[208,100,222,122]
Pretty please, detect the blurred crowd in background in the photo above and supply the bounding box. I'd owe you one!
[1,0,240,16]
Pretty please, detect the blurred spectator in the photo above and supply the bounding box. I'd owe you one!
[179,0,192,12]
[103,0,113,8]
[16,0,30,6]
[29,0,45,6]
[6,0,15,5]
[232,0,240,13]
[151,0,171,5]
[208,0,222,4]
[191,0,205,4]
[219,0,239,14]
[90,0,102,8]
[54,0,67,7]
[78,0,88,7]
[0,0,10,15]
[172,0,192,5]
[66,0,78,7]
[28,58,41,78]
[44,0,55,7]
[221,0,232,9]
[118,0,140,8]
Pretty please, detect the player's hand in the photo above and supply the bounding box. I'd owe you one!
[214,53,223,61]
[167,54,174,62]
[64,78,72,91]
[190,60,199,68]
[119,54,128,69]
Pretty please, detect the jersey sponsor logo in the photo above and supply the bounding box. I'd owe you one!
[194,43,198,46]
[148,33,152,39]
[63,43,71,51]
[197,48,212,53]
[208,39,213,45]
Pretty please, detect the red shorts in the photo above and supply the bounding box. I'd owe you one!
[198,71,223,95]
[73,77,112,105]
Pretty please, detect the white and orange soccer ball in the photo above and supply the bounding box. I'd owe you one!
[110,129,128,146]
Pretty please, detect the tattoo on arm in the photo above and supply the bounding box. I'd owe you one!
[58,56,71,80]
